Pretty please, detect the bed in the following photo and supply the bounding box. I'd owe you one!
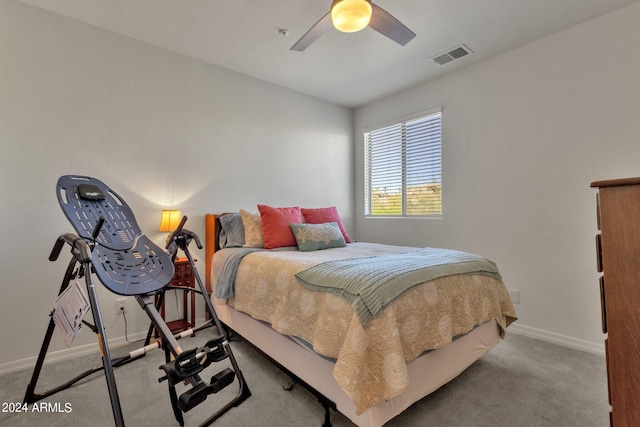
[204,209,517,427]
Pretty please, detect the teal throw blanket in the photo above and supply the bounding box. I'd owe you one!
[295,247,502,327]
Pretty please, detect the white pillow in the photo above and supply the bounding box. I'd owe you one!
[240,209,264,248]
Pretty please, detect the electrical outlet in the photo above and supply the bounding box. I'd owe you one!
[116,298,127,314]
[508,289,520,304]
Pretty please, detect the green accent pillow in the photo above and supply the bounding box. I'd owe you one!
[290,222,347,252]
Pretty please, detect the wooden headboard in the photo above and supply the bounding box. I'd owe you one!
[204,213,222,294]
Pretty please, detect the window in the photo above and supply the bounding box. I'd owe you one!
[364,109,442,217]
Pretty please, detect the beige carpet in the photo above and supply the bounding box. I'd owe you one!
[0,329,608,426]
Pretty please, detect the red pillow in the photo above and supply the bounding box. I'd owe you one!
[301,207,351,243]
[258,205,303,249]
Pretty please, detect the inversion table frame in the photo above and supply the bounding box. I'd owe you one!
[23,175,250,426]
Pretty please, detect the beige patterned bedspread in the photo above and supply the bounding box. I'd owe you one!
[213,242,517,414]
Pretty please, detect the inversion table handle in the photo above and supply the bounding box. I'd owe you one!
[165,215,203,250]
[182,229,203,249]
[166,216,189,250]
[49,233,92,263]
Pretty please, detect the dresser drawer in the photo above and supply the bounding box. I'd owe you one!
[169,277,194,288]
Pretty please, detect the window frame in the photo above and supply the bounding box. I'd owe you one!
[363,107,442,218]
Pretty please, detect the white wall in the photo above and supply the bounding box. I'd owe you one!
[354,3,640,350]
[0,0,353,369]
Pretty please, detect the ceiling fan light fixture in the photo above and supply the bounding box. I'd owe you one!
[331,0,372,33]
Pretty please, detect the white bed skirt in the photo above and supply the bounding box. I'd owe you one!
[213,297,501,427]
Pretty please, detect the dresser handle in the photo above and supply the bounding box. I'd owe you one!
[595,234,603,273]
[599,276,607,334]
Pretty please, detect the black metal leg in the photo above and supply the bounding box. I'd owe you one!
[321,400,332,427]
[24,258,77,404]
[165,347,185,427]
[84,270,125,427]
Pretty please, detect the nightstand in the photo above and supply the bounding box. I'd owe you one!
[158,257,196,335]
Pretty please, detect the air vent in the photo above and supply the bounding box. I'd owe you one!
[431,44,473,66]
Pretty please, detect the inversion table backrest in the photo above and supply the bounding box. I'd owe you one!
[56,175,174,295]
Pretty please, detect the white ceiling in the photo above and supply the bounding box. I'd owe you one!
[17,0,639,108]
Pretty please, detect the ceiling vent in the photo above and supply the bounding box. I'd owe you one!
[431,44,473,66]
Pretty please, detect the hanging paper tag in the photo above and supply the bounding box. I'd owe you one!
[52,279,91,348]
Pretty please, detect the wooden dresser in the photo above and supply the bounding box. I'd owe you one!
[591,177,640,426]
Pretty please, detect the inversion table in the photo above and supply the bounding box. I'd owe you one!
[24,175,250,426]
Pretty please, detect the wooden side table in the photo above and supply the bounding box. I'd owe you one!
[158,257,196,335]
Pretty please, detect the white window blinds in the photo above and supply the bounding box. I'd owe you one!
[364,111,442,217]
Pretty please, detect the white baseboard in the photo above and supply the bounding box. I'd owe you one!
[508,323,605,355]
[0,331,149,376]
[0,316,209,376]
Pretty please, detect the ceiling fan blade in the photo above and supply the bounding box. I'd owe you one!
[369,3,416,46]
[291,12,333,51]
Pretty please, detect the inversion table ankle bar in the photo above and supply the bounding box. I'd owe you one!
[24,175,250,426]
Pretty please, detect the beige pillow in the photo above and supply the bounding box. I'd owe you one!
[240,209,264,248]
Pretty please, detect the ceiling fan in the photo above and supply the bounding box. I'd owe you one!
[291,0,416,51]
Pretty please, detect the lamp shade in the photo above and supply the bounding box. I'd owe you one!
[158,210,181,232]
[331,0,372,33]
